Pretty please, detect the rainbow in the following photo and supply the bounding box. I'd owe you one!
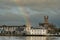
[19,7,31,27]
[13,0,31,27]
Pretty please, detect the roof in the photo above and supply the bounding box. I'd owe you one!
[31,26,47,29]
[0,25,26,27]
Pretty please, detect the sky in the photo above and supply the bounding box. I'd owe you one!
[0,0,60,27]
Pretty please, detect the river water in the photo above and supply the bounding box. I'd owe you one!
[0,36,60,40]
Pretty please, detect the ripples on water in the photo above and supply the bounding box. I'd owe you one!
[0,36,60,40]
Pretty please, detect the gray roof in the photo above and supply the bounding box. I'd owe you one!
[31,26,47,29]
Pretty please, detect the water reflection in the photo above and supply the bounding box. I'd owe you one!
[0,36,59,40]
[26,36,47,40]
[26,36,59,40]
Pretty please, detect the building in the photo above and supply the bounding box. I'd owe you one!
[25,16,49,35]
[26,16,56,35]
[0,25,26,35]
[30,26,47,35]
[25,16,48,35]
[39,16,56,34]
[0,16,56,35]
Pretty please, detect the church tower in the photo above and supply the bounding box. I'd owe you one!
[44,16,49,27]
[44,16,49,24]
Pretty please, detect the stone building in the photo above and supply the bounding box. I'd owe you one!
[26,16,56,35]
[30,26,47,35]
[0,25,26,34]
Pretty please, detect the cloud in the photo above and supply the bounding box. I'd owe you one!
[0,0,60,27]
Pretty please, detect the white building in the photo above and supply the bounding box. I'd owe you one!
[25,16,50,35]
[30,26,47,35]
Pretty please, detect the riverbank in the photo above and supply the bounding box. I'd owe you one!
[0,34,60,37]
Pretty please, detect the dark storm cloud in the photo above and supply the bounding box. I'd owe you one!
[0,0,60,27]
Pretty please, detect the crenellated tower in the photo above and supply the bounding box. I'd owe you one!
[44,16,49,24]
